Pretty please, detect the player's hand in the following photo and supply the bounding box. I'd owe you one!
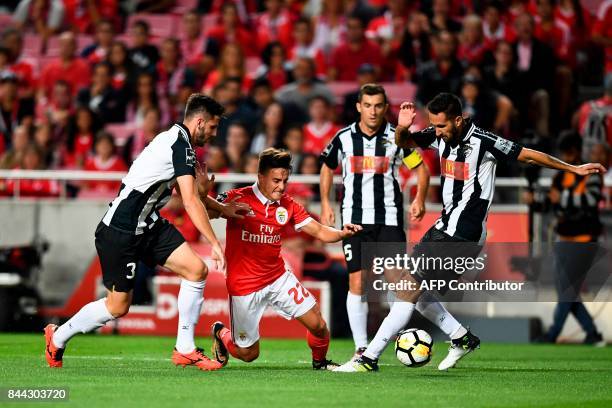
[221,195,250,219]
[397,102,417,129]
[340,224,362,238]
[573,163,606,176]
[196,163,215,198]
[211,242,226,274]
[320,202,335,226]
[409,199,425,222]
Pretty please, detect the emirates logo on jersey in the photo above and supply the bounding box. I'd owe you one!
[441,158,469,180]
[275,207,288,225]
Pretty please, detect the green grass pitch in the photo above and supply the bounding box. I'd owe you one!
[1,333,611,407]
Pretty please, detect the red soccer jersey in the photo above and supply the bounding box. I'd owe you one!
[303,122,340,155]
[217,183,313,296]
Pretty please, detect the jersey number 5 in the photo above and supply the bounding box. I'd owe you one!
[288,282,310,304]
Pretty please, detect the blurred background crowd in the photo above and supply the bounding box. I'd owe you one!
[0,0,609,201]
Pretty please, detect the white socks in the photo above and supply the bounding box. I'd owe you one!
[53,297,114,348]
[416,291,466,340]
[363,302,415,360]
[346,292,369,349]
[175,279,206,354]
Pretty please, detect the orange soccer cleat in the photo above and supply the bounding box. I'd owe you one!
[44,324,64,368]
[171,347,222,371]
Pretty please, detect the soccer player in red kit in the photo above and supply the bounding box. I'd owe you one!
[207,148,362,370]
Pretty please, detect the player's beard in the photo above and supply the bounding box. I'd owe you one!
[194,128,209,147]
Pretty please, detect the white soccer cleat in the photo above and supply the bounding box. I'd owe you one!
[438,330,481,371]
[333,357,378,372]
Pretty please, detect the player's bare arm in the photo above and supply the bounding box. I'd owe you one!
[176,174,226,270]
[196,163,251,219]
[410,161,429,222]
[319,164,336,226]
[517,148,607,176]
[395,102,418,149]
[300,220,362,243]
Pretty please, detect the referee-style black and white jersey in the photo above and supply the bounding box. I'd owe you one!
[102,123,196,234]
[413,119,523,243]
[320,121,422,227]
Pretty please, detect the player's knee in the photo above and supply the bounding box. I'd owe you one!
[240,348,259,362]
[184,260,208,282]
[106,301,130,318]
[310,319,328,338]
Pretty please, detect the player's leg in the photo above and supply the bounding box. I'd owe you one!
[343,227,370,357]
[416,291,467,341]
[212,291,267,365]
[45,223,135,368]
[295,303,338,370]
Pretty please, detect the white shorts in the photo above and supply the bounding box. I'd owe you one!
[229,271,317,348]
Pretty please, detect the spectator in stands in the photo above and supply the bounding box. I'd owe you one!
[288,17,326,78]
[60,106,97,168]
[312,0,347,57]
[107,41,136,96]
[62,0,117,34]
[0,124,29,169]
[483,40,521,112]
[416,29,464,106]
[482,1,516,47]
[126,72,170,128]
[366,0,412,44]
[303,95,339,155]
[2,143,60,196]
[396,11,431,81]
[205,145,232,194]
[81,18,115,65]
[256,0,294,50]
[460,72,514,135]
[341,63,377,126]
[0,28,36,96]
[180,9,220,78]
[573,74,612,160]
[512,12,555,137]
[212,77,256,146]
[592,0,612,75]
[282,125,304,165]
[225,122,251,172]
[328,14,383,82]
[39,31,91,98]
[209,0,256,26]
[13,0,65,42]
[429,0,462,34]
[83,130,126,193]
[297,153,320,200]
[206,2,256,57]
[276,56,334,120]
[124,106,160,165]
[0,70,34,146]
[128,20,159,74]
[255,42,291,91]
[457,14,493,66]
[156,37,190,105]
[35,79,73,142]
[33,122,55,167]
[250,101,284,153]
[248,78,275,122]
[76,61,125,124]
[203,43,251,94]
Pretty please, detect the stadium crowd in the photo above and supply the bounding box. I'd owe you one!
[0,0,610,200]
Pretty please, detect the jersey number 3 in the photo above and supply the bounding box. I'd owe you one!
[288,282,310,304]
[126,262,136,279]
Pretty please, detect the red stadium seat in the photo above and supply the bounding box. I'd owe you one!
[246,57,262,75]
[0,13,13,28]
[105,123,137,147]
[126,14,176,40]
[44,35,60,57]
[381,82,417,107]
[171,0,198,15]
[328,81,356,103]
[22,34,42,57]
[76,34,94,55]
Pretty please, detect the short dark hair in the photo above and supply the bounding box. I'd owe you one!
[133,20,150,33]
[427,93,463,118]
[358,83,387,104]
[184,93,225,119]
[558,131,582,153]
[258,148,293,174]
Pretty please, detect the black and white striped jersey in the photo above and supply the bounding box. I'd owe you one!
[320,121,422,227]
[413,119,523,243]
[101,123,196,235]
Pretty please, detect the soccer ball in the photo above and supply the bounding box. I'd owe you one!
[395,328,433,367]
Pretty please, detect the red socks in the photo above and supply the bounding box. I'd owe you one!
[307,330,330,361]
[220,328,240,358]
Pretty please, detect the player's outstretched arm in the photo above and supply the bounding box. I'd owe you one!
[320,164,336,226]
[196,163,250,219]
[517,148,607,176]
[300,220,362,243]
[176,174,226,270]
[395,102,418,149]
[410,161,429,222]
